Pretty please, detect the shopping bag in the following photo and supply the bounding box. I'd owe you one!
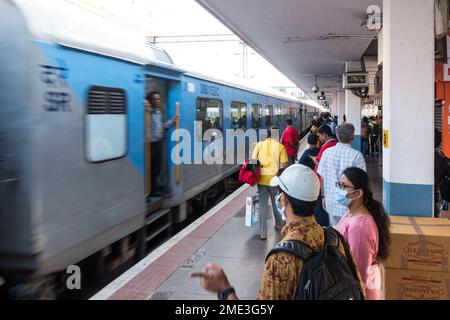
[238,160,260,186]
[245,195,259,227]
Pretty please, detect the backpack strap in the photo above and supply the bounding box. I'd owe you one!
[324,227,339,248]
[325,227,365,298]
[265,240,315,263]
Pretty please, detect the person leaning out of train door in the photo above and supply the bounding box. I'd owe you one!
[146,91,178,197]
[281,118,300,165]
[251,127,288,239]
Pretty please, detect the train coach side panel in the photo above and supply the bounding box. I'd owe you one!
[22,42,146,274]
[0,0,37,272]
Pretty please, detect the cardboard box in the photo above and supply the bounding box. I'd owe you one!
[384,267,450,300]
[385,216,450,272]
[245,195,259,227]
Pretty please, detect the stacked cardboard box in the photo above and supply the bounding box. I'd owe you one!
[383,216,450,300]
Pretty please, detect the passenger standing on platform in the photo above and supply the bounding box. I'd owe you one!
[309,124,338,227]
[317,123,366,226]
[298,134,320,171]
[361,117,370,157]
[191,165,364,300]
[310,120,319,135]
[310,125,337,171]
[369,117,381,156]
[281,118,300,165]
[330,117,337,136]
[335,167,391,300]
[251,127,288,239]
[146,91,178,196]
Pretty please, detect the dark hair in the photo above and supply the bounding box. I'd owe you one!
[278,187,316,217]
[146,91,160,103]
[317,124,332,137]
[342,167,391,262]
[362,116,368,123]
[307,134,319,145]
[285,118,293,126]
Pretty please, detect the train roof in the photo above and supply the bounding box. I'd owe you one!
[10,0,175,66]
[8,0,324,110]
[184,70,322,108]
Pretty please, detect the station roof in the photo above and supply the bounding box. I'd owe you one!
[195,0,382,101]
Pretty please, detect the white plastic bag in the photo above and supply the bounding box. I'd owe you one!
[245,194,259,227]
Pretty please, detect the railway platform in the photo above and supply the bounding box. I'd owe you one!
[91,156,382,300]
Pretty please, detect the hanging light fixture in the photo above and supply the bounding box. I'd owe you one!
[312,75,319,93]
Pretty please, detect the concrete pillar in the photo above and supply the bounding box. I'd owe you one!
[337,90,345,124]
[330,92,338,116]
[382,0,434,217]
[345,62,362,150]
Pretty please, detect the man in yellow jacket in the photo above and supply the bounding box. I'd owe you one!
[251,127,288,239]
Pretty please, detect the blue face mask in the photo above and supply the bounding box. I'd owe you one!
[276,193,287,222]
[334,187,352,207]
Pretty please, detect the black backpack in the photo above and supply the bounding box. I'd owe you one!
[266,227,364,300]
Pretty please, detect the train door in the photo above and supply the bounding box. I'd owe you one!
[145,77,169,198]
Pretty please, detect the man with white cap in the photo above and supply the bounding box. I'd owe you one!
[191,165,359,300]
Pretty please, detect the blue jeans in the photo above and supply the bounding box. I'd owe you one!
[361,138,369,156]
[257,185,285,238]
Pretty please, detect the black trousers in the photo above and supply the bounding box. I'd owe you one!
[314,192,330,227]
[371,135,379,154]
[151,141,163,193]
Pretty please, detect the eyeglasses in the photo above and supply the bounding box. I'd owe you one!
[335,181,355,190]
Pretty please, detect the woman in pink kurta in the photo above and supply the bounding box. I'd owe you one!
[334,167,391,300]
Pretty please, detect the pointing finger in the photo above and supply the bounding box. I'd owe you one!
[190,271,205,278]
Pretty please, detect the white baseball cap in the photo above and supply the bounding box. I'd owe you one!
[270,164,320,202]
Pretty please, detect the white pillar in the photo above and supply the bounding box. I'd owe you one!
[330,92,338,116]
[337,90,345,124]
[345,62,362,150]
[383,0,434,217]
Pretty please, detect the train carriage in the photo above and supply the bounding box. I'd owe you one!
[0,0,321,296]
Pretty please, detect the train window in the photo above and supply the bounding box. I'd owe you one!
[86,86,127,163]
[230,101,247,131]
[275,106,282,125]
[266,105,274,127]
[252,103,263,129]
[196,98,223,141]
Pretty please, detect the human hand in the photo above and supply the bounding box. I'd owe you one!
[190,263,231,294]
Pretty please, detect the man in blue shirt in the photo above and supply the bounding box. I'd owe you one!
[298,134,320,170]
[146,91,178,196]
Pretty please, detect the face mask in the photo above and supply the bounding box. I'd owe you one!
[334,187,352,207]
[276,193,287,222]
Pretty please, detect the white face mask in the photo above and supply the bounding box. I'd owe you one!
[276,193,287,222]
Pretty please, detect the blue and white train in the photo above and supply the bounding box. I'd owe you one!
[0,0,323,296]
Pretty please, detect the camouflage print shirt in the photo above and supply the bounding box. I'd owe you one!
[256,216,364,300]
